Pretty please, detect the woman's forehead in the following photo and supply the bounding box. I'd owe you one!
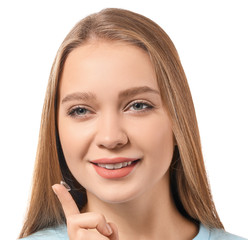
[59,41,159,97]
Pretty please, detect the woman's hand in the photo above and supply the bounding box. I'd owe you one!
[52,184,119,240]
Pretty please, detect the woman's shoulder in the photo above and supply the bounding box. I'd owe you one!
[19,225,68,240]
[194,223,247,240]
[210,228,247,240]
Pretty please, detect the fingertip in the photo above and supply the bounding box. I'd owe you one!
[51,184,59,195]
[52,183,67,191]
[52,183,67,196]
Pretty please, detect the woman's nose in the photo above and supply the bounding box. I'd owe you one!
[95,114,128,149]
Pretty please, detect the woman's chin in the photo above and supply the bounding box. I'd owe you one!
[87,187,143,205]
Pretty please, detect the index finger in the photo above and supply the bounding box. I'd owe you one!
[52,183,80,218]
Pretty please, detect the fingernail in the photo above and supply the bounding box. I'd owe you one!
[106,223,113,235]
[60,181,71,191]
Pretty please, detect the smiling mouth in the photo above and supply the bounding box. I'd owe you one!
[92,160,140,170]
[91,158,141,179]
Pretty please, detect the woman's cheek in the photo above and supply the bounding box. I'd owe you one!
[138,117,174,166]
[59,120,93,163]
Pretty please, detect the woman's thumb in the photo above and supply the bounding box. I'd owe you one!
[108,222,119,240]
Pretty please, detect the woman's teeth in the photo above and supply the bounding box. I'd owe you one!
[97,161,133,169]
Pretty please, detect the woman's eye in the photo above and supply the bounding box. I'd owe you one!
[68,107,90,117]
[128,101,153,112]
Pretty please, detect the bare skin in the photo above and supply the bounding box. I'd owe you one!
[54,40,199,239]
[52,184,119,240]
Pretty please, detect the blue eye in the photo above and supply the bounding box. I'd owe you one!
[68,107,90,117]
[128,101,153,112]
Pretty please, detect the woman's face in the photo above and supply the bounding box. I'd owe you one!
[57,41,174,203]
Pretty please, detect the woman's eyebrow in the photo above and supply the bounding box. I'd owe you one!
[118,86,160,99]
[61,92,96,104]
[61,86,160,104]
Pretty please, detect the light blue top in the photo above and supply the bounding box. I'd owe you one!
[20,223,247,240]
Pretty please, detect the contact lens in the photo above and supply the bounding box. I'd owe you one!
[60,181,71,191]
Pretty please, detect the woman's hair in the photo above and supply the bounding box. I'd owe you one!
[19,8,223,238]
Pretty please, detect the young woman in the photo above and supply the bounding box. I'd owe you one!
[19,8,246,240]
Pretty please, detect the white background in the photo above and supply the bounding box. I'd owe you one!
[0,0,247,239]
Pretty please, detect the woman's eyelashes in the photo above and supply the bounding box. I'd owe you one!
[66,100,155,119]
[67,106,93,118]
[124,100,154,113]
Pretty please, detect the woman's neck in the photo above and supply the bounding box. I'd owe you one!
[82,174,199,240]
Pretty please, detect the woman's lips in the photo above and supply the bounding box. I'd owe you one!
[90,158,141,179]
[90,157,138,164]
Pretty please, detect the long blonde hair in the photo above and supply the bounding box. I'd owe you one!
[19,8,223,238]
